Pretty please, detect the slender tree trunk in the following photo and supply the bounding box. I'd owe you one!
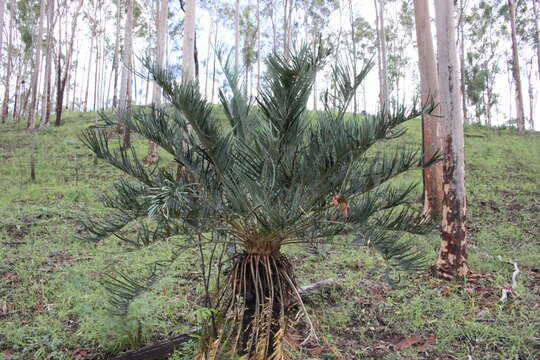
[182,0,196,82]
[27,0,47,130]
[533,0,540,80]
[458,0,468,124]
[374,0,389,110]
[526,60,534,129]
[0,0,5,64]
[256,0,261,93]
[211,14,218,103]
[508,0,525,133]
[84,35,94,112]
[348,0,357,113]
[283,0,294,58]
[112,0,121,108]
[204,0,212,98]
[93,31,100,111]
[54,0,84,126]
[234,0,240,74]
[434,0,469,279]
[1,0,14,123]
[40,0,55,128]
[271,3,277,54]
[413,0,444,218]
[146,0,169,164]
[177,0,196,178]
[312,37,317,111]
[119,0,133,148]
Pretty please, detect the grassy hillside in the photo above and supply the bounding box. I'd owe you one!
[1,112,539,359]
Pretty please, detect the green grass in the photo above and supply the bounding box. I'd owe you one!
[1,112,539,359]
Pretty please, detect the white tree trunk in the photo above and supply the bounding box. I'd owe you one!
[118,0,133,148]
[374,0,389,110]
[533,0,540,81]
[1,0,14,123]
[413,0,444,218]
[146,0,169,164]
[234,0,240,74]
[508,0,525,133]
[434,0,469,279]
[182,0,196,82]
[112,0,121,108]
[27,0,47,129]
[0,0,5,66]
[40,0,55,128]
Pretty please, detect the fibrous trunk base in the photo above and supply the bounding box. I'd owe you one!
[198,252,300,360]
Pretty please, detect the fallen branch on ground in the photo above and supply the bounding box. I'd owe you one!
[112,278,337,360]
[464,133,486,138]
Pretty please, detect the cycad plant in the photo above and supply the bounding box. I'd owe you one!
[80,44,437,359]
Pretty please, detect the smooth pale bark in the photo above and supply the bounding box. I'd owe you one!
[374,0,389,110]
[211,13,218,103]
[204,0,212,98]
[458,0,468,124]
[39,0,55,128]
[283,0,294,58]
[27,0,47,130]
[146,0,169,164]
[112,0,121,108]
[234,0,240,74]
[83,34,94,112]
[178,0,196,178]
[508,0,525,133]
[533,0,540,80]
[526,60,534,128]
[413,0,444,218]
[256,0,261,93]
[119,0,134,148]
[348,0,358,113]
[1,0,14,123]
[182,0,196,82]
[0,0,4,64]
[434,0,469,279]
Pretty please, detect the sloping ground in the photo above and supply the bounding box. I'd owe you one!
[0,113,538,360]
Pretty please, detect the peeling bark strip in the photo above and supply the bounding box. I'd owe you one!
[434,0,469,279]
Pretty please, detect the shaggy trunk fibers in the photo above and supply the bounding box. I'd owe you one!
[200,252,300,359]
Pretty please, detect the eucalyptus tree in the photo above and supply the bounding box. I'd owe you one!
[55,0,84,126]
[464,0,502,126]
[26,0,46,130]
[118,0,134,148]
[507,0,525,133]
[235,0,240,73]
[0,0,5,63]
[146,0,169,164]
[38,0,56,129]
[300,0,339,110]
[344,4,375,113]
[1,0,15,123]
[413,0,443,218]
[182,0,196,82]
[80,44,438,358]
[374,0,389,109]
[434,0,469,279]
[533,0,540,80]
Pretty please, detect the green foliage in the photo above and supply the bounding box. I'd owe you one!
[0,105,539,359]
[78,44,439,330]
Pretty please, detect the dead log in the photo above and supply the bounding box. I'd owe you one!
[464,133,486,138]
[112,278,337,360]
